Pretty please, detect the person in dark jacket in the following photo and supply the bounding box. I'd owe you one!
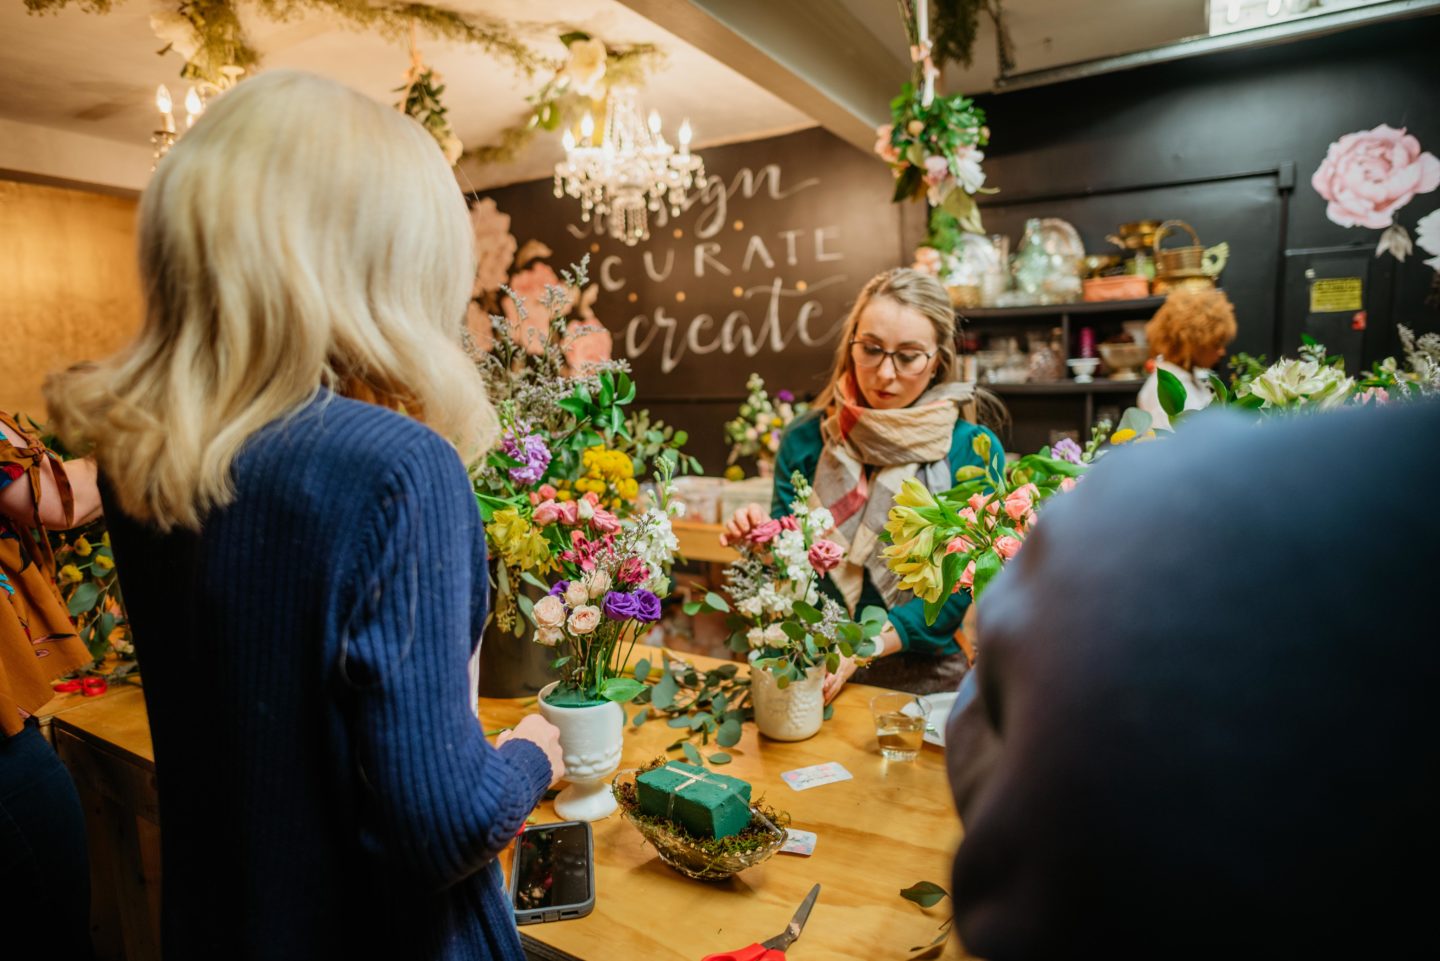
[45,70,562,960]
[947,400,1440,959]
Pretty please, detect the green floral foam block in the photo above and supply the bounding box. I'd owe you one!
[636,761,753,839]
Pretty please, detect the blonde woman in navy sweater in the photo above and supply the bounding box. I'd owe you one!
[46,71,562,960]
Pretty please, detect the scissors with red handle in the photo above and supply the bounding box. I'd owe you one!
[701,883,821,961]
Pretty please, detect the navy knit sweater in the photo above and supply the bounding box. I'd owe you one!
[104,393,551,960]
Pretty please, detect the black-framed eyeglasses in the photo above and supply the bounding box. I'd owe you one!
[850,339,937,377]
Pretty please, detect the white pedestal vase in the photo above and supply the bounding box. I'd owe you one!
[538,681,624,822]
[749,661,825,742]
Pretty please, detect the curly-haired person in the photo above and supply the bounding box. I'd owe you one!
[1137,288,1238,429]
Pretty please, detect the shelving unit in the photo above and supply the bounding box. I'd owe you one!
[957,297,1163,451]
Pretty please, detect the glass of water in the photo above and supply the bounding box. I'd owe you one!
[871,693,931,761]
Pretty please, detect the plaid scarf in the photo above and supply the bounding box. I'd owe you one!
[812,378,974,611]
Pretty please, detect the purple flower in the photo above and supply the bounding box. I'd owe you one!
[602,591,642,621]
[632,589,662,623]
[1051,437,1083,465]
[503,429,552,486]
[548,580,570,598]
[776,389,795,404]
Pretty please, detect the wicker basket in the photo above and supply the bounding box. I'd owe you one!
[612,768,789,881]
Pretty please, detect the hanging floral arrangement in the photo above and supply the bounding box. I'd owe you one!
[396,40,462,165]
[875,0,1001,234]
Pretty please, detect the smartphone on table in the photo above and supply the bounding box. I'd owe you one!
[510,820,595,925]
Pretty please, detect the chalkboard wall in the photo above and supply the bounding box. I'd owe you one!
[480,127,909,473]
[477,16,1440,471]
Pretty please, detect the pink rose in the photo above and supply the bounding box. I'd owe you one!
[779,516,800,532]
[1004,484,1038,522]
[967,493,988,513]
[532,500,563,526]
[582,491,600,505]
[556,500,580,526]
[747,520,783,545]
[959,506,978,525]
[1357,387,1390,406]
[563,318,613,377]
[564,582,589,608]
[567,604,601,636]
[533,594,566,630]
[946,535,974,555]
[1311,124,1440,229]
[923,154,950,187]
[808,539,844,574]
[958,561,976,592]
[873,125,901,165]
[1059,477,1077,493]
[994,536,1022,561]
[590,508,621,534]
[538,484,557,501]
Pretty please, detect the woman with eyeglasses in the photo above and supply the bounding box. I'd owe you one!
[721,268,1004,701]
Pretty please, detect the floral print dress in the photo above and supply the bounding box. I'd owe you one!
[0,413,90,736]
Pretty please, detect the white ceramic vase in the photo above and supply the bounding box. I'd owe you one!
[749,662,825,741]
[538,681,624,822]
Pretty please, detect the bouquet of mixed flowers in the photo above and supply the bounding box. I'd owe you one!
[883,433,1088,620]
[526,462,683,704]
[695,475,884,687]
[472,259,696,632]
[723,374,808,474]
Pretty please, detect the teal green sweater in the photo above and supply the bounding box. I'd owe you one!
[771,411,1004,657]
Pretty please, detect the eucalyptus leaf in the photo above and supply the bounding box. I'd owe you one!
[682,743,703,766]
[666,714,693,729]
[708,752,732,765]
[653,669,679,709]
[67,582,100,617]
[704,591,730,613]
[716,718,743,747]
[634,658,651,683]
[900,881,949,909]
[793,600,822,624]
[823,703,834,721]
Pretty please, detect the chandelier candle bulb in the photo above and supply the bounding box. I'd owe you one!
[184,87,202,128]
[648,109,662,135]
[580,111,595,141]
[155,84,175,133]
[678,119,692,153]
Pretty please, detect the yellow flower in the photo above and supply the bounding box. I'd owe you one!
[891,555,944,603]
[485,509,553,573]
[74,537,93,557]
[770,416,783,428]
[101,532,111,547]
[893,477,938,511]
[94,554,115,571]
[724,465,744,482]
[884,505,931,548]
[59,564,83,584]
[1110,428,1137,445]
[556,489,572,502]
[619,478,639,500]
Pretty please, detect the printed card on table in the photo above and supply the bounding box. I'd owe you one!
[781,762,853,791]
[780,829,817,856]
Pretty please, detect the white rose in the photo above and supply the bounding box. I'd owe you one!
[577,497,596,521]
[563,38,608,97]
[763,624,787,646]
[568,604,601,635]
[535,627,561,647]
[533,594,566,630]
[582,569,611,599]
[150,10,201,63]
[565,582,589,607]
[747,627,766,649]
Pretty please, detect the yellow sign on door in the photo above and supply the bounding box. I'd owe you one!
[1310,277,1363,314]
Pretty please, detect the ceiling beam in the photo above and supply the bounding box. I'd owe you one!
[613,0,908,153]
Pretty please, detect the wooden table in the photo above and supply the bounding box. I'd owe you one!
[489,646,966,961]
[44,652,967,961]
[671,519,739,565]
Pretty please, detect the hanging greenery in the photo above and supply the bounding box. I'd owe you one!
[466,31,664,166]
[397,63,461,165]
[26,0,547,89]
[899,0,1015,77]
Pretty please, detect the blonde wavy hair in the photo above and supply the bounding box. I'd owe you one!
[45,70,495,532]
[1145,288,1238,371]
[815,268,1006,429]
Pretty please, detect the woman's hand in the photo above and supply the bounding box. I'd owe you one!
[823,624,898,704]
[822,654,859,704]
[497,714,566,785]
[719,503,769,547]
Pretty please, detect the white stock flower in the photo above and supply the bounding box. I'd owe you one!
[737,597,764,617]
[1417,209,1440,271]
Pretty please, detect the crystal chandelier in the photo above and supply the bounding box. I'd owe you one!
[553,87,706,247]
[151,67,244,168]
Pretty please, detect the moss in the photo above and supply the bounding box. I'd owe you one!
[614,758,790,860]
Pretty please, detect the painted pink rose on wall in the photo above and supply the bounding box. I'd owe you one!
[1312,124,1440,230]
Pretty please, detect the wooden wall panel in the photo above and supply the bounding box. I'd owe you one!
[0,179,142,420]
